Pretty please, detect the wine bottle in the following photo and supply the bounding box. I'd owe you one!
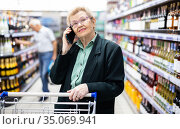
[174,2,179,30]
[174,44,180,78]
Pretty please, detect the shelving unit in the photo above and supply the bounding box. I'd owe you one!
[107,0,170,21]
[125,71,166,114]
[106,0,180,114]
[13,44,38,57]
[0,44,38,58]
[11,31,35,38]
[0,33,10,38]
[21,73,40,92]
[122,49,180,87]
[0,10,39,93]
[0,60,39,80]
[106,29,180,42]
[0,31,34,38]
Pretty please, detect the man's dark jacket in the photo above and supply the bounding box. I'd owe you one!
[50,34,124,114]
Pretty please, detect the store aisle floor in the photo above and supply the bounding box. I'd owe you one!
[5,78,136,114]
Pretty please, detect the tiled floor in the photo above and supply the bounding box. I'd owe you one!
[4,78,136,114]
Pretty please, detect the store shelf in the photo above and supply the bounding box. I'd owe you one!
[16,60,39,78]
[125,71,166,114]
[20,72,40,92]
[0,33,10,37]
[122,49,180,87]
[11,31,35,38]
[13,44,38,57]
[0,60,39,81]
[107,0,170,21]
[106,29,180,42]
[0,44,38,58]
[0,31,34,38]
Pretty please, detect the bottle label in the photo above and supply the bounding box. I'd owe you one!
[156,56,159,66]
[169,63,174,73]
[167,61,171,73]
[174,19,178,27]
[174,59,178,72]
[159,57,163,68]
[135,45,139,55]
[164,60,168,70]
[167,16,172,27]
[154,56,157,65]
[177,61,180,73]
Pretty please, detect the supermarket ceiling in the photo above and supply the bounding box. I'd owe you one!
[0,0,107,11]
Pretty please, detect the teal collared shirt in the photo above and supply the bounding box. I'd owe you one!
[71,34,97,89]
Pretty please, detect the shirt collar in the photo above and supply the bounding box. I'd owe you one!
[76,33,97,49]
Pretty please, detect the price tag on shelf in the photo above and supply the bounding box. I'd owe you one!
[170,77,180,87]
[150,35,155,39]
[157,35,163,40]
[173,35,178,41]
[157,69,164,77]
[16,73,21,78]
[9,76,15,80]
[144,34,148,38]
[177,35,180,42]
[166,36,173,41]
[4,33,10,37]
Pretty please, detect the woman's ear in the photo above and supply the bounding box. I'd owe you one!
[92,17,96,29]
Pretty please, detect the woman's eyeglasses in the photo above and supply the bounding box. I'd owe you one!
[70,17,93,28]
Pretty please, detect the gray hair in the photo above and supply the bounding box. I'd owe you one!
[67,7,94,26]
[29,19,41,26]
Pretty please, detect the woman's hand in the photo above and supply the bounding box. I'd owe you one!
[67,83,89,101]
[62,27,73,55]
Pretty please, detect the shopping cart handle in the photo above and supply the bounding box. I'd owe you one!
[0,91,8,98]
[91,92,97,100]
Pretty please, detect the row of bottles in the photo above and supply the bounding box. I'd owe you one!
[0,11,30,34]
[108,0,151,17]
[125,55,180,113]
[107,1,180,31]
[0,51,38,77]
[154,75,180,114]
[0,37,32,56]
[0,37,12,55]
[111,34,180,79]
[0,66,39,92]
[0,78,20,92]
[141,96,158,114]
[0,57,18,77]
[124,79,142,112]
[125,78,159,113]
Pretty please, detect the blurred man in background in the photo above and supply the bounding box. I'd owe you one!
[15,19,57,101]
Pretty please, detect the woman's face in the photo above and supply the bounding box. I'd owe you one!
[70,11,96,38]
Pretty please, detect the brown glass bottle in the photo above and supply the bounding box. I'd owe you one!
[167,3,175,29]
[174,2,179,30]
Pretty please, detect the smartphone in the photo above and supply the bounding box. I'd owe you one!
[66,26,75,44]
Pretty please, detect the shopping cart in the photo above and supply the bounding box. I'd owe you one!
[0,91,97,114]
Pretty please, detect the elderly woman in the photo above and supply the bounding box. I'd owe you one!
[50,7,124,114]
